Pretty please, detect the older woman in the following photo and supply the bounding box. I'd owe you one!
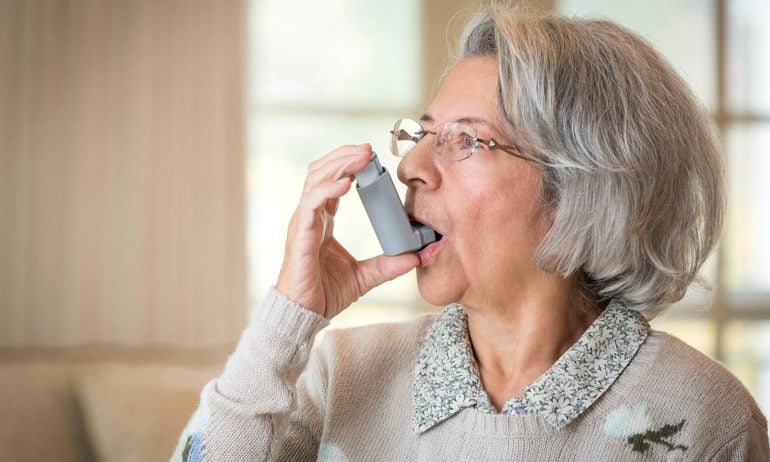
[173,7,769,461]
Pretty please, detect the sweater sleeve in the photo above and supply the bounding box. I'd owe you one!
[170,286,330,462]
[707,413,769,462]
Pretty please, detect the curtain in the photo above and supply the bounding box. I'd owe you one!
[0,0,246,348]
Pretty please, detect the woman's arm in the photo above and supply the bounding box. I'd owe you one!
[171,144,418,461]
[707,413,769,462]
[171,287,328,462]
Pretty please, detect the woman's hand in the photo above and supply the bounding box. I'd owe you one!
[276,144,420,319]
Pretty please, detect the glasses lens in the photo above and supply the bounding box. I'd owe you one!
[436,122,478,161]
[390,118,423,157]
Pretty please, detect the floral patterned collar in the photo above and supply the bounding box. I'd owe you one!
[412,300,650,433]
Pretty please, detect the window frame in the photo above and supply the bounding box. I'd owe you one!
[709,0,770,361]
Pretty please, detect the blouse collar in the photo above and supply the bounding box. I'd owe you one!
[412,300,650,433]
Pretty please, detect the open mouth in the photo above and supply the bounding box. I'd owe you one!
[409,218,445,265]
[409,218,444,249]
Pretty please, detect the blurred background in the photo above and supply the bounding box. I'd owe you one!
[1,0,768,460]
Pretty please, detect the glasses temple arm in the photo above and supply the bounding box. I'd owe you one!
[481,137,542,165]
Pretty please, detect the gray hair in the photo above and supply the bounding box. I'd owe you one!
[458,6,725,317]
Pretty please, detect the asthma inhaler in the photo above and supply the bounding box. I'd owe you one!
[354,152,437,256]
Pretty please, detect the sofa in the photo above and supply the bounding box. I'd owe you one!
[0,350,228,462]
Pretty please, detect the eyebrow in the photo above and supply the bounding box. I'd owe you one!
[419,113,492,128]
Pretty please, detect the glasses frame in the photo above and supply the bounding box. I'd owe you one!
[389,118,535,163]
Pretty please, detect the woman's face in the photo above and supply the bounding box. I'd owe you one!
[398,56,551,308]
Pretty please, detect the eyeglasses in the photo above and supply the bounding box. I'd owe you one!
[389,118,531,163]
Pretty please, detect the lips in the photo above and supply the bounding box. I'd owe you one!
[416,239,445,266]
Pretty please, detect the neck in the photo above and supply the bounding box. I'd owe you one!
[461,275,599,411]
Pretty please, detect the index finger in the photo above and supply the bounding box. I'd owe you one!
[304,149,372,190]
[308,143,371,174]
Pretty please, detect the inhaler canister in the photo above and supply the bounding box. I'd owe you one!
[354,152,437,256]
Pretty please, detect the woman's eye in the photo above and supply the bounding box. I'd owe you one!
[458,134,476,149]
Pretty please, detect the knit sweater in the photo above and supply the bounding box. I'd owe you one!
[172,287,769,461]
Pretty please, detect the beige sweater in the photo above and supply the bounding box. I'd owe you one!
[172,287,769,461]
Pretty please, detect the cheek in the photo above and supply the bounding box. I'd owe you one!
[446,186,507,261]
[447,186,486,237]
[451,175,545,258]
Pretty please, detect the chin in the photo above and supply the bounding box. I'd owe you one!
[416,269,462,307]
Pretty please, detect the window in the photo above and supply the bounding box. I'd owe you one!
[247,0,425,327]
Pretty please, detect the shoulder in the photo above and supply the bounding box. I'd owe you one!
[641,331,764,417]
[314,311,438,376]
[301,311,438,417]
[643,331,759,408]
[629,330,768,455]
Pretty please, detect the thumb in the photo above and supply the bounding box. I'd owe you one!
[357,252,420,293]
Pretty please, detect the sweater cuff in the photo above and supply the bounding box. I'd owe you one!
[252,286,329,347]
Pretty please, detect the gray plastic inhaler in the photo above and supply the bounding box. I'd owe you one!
[354,151,437,256]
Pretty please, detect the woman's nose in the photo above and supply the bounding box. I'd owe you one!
[396,138,439,189]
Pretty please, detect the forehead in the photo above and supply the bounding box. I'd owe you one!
[423,56,499,127]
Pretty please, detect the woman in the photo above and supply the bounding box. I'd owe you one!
[173,6,769,461]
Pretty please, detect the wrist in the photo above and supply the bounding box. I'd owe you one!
[274,276,326,317]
